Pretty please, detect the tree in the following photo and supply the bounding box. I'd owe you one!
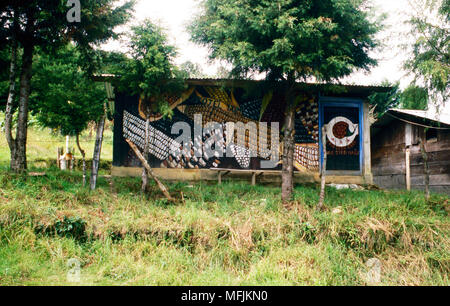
[368,81,401,118]
[118,20,186,109]
[180,61,207,78]
[190,0,380,201]
[0,46,12,110]
[87,50,133,191]
[117,19,185,199]
[400,85,428,110]
[405,0,449,110]
[31,44,106,186]
[0,0,134,172]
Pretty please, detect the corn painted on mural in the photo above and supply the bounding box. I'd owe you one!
[115,85,322,172]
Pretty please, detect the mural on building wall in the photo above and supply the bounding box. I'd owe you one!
[118,85,321,172]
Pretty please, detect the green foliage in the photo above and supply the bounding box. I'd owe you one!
[179,61,207,78]
[0,0,135,64]
[0,47,11,110]
[35,216,87,243]
[405,0,449,104]
[97,50,132,76]
[368,81,400,117]
[189,0,380,82]
[400,85,429,110]
[0,0,135,109]
[30,44,106,136]
[117,20,186,117]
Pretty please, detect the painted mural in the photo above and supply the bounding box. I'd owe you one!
[116,85,324,172]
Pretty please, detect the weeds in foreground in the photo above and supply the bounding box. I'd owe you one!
[0,169,448,285]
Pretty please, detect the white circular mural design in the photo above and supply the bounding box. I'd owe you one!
[326,116,359,148]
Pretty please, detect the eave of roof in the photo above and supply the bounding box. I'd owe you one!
[390,108,450,126]
[93,74,391,98]
[372,109,450,136]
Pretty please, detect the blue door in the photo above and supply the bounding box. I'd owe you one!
[319,98,363,172]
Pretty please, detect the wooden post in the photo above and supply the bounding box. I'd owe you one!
[76,134,87,187]
[90,114,106,190]
[65,135,70,154]
[125,138,174,202]
[419,137,430,200]
[57,147,62,169]
[251,171,256,186]
[405,146,411,191]
[218,171,222,185]
[317,125,327,211]
[142,117,150,193]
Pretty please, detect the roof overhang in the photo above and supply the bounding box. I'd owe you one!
[372,109,450,136]
[93,74,391,99]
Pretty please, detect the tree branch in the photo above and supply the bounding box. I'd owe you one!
[125,138,174,202]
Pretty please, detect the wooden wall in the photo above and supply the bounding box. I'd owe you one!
[372,120,450,195]
[409,127,450,194]
[372,120,408,189]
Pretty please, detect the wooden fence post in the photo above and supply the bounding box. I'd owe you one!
[405,146,411,191]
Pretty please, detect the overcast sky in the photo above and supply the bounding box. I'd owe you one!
[104,0,417,88]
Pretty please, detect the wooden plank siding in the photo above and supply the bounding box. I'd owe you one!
[371,120,450,195]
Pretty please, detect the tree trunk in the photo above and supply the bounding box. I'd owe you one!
[141,117,150,193]
[5,10,18,155]
[419,137,430,200]
[318,125,328,210]
[5,38,17,155]
[125,138,174,202]
[281,103,295,202]
[76,134,87,187]
[90,114,106,190]
[10,42,34,173]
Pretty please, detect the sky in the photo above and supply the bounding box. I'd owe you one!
[103,0,419,88]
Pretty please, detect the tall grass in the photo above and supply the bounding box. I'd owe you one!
[0,168,448,286]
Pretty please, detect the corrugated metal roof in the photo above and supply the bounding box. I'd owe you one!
[372,109,450,136]
[93,75,391,98]
[185,78,390,91]
[390,108,450,126]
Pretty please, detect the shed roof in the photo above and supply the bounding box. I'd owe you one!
[372,109,450,136]
[390,109,450,126]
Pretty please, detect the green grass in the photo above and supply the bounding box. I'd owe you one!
[0,169,448,286]
[0,121,448,286]
[0,113,113,171]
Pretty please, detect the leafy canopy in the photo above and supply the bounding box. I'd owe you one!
[400,85,429,110]
[31,44,106,136]
[0,0,135,74]
[405,0,449,105]
[368,81,400,118]
[117,20,186,117]
[190,0,380,82]
[180,61,208,79]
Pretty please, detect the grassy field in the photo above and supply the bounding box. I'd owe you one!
[0,170,449,285]
[0,124,449,286]
[0,114,113,171]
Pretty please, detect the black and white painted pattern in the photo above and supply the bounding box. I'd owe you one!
[123,110,181,161]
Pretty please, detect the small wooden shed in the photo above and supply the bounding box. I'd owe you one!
[371,109,450,195]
